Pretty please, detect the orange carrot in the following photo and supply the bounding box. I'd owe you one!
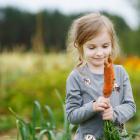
[103,57,115,97]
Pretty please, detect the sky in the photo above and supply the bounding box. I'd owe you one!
[0,0,139,29]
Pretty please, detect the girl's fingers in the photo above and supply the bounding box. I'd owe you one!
[97,107,105,111]
[99,102,109,109]
[103,107,112,113]
[103,116,113,120]
[102,112,112,117]
[94,97,112,112]
[102,109,113,120]
[103,116,112,120]
[97,96,110,104]
[102,99,110,107]
[102,113,112,120]
[93,102,106,112]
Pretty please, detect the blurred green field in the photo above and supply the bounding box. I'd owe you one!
[0,52,140,138]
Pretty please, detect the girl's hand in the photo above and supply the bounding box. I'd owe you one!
[93,96,110,112]
[102,104,113,121]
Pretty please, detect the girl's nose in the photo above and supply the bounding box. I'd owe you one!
[96,48,103,56]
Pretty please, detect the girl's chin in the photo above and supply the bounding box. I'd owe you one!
[89,61,104,67]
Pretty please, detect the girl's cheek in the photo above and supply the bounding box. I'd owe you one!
[85,51,94,57]
[108,46,112,54]
[104,49,111,56]
[89,50,95,55]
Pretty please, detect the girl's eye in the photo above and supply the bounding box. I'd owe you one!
[89,47,95,50]
[103,45,109,48]
[88,46,96,49]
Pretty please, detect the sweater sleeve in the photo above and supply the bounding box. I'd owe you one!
[113,66,136,124]
[65,70,96,125]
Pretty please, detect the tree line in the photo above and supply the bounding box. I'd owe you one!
[0,7,140,56]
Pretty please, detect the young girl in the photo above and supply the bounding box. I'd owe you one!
[65,13,136,140]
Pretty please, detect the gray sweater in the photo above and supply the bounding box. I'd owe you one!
[65,63,136,139]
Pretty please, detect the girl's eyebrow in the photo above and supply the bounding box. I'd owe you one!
[102,42,111,45]
[87,42,111,46]
[87,43,96,46]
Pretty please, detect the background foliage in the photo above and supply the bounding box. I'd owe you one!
[0,7,140,56]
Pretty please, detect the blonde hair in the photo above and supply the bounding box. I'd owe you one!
[66,12,120,68]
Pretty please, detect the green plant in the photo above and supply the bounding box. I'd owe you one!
[103,120,121,140]
[103,121,140,140]
[9,90,74,140]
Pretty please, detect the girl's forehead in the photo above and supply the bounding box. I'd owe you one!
[84,29,111,45]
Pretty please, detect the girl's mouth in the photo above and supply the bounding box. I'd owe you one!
[94,58,104,60]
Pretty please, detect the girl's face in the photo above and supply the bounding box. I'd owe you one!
[83,28,112,67]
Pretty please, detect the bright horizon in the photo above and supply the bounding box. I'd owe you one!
[0,0,139,29]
